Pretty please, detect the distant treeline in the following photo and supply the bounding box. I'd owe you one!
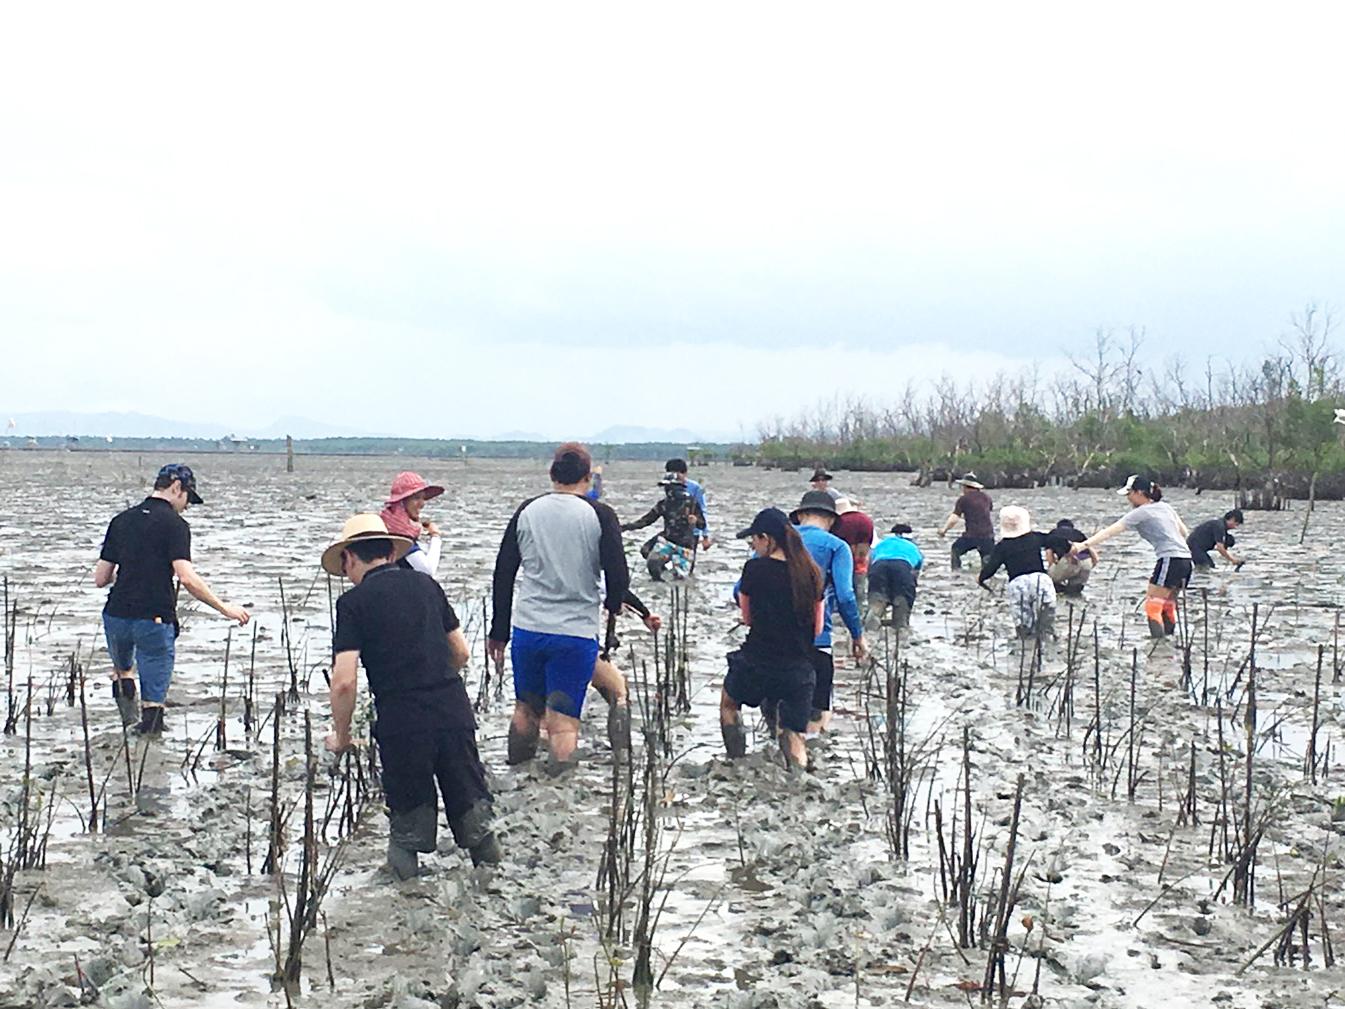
[750,308,1345,499]
[2,434,737,464]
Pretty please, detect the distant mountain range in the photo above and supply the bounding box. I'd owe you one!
[3,411,747,445]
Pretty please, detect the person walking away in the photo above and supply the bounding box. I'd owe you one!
[790,491,867,735]
[489,443,630,772]
[977,506,1072,640]
[621,475,707,580]
[1187,509,1244,570]
[584,465,605,502]
[1073,475,1192,638]
[93,464,250,734]
[663,458,713,552]
[323,515,500,879]
[721,508,824,769]
[938,475,994,570]
[867,523,923,631]
[381,472,445,577]
[1045,519,1098,595]
[831,498,875,615]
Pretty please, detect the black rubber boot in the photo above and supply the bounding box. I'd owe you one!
[607,703,631,756]
[387,803,438,880]
[507,723,539,765]
[950,546,962,571]
[721,721,747,759]
[136,705,165,736]
[544,751,580,778]
[646,556,666,581]
[112,679,139,728]
[449,800,502,866]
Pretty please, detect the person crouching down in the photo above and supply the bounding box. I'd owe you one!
[721,508,824,769]
[1045,519,1098,595]
[323,515,500,880]
[978,507,1072,641]
[866,524,923,631]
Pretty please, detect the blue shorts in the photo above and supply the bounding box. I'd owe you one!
[103,614,176,704]
[511,627,599,718]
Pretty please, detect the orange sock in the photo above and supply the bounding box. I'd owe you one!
[1162,600,1177,623]
[1144,598,1166,624]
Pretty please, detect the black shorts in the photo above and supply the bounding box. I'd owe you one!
[952,535,995,559]
[375,722,492,820]
[1150,557,1193,590]
[809,648,834,716]
[868,558,918,608]
[724,649,815,734]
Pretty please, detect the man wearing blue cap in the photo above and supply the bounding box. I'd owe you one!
[93,464,250,735]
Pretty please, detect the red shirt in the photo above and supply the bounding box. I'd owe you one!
[831,511,875,574]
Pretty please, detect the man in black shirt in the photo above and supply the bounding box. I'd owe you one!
[324,514,500,880]
[1187,510,1244,569]
[93,464,250,735]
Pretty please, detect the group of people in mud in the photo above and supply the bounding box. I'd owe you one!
[90,451,1247,880]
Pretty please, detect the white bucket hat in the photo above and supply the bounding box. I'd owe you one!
[999,505,1031,539]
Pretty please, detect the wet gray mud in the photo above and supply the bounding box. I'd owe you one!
[2,451,1344,1007]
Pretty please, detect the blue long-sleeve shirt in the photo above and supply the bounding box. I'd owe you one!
[870,535,923,569]
[685,478,710,539]
[795,523,863,647]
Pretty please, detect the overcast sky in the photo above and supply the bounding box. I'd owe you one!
[3,4,1343,440]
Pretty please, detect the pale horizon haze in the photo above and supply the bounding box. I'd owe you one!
[3,4,1343,440]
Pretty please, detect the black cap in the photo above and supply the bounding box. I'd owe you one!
[810,467,833,482]
[158,463,203,504]
[736,507,791,542]
[1119,474,1153,496]
[790,490,838,523]
[890,523,913,535]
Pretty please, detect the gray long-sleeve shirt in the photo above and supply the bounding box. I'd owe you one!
[490,492,630,641]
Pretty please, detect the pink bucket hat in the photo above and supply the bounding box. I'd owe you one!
[386,471,444,505]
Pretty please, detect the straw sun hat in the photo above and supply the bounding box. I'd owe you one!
[999,506,1031,539]
[321,514,413,576]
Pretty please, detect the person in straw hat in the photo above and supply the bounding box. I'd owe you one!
[323,514,500,879]
[938,473,995,571]
[976,505,1073,641]
[380,471,445,578]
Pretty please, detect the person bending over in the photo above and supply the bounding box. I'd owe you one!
[1187,509,1244,570]
[977,506,1072,641]
[938,474,994,571]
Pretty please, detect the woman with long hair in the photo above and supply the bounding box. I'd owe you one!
[1074,475,1192,638]
[721,507,824,768]
[380,472,445,578]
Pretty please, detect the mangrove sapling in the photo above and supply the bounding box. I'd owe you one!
[78,663,96,832]
[243,621,258,735]
[2,576,16,735]
[263,693,284,875]
[1308,644,1325,783]
[981,773,1027,1003]
[216,625,232,752]
[279,576,301,703]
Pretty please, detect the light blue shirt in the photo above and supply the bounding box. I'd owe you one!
[685,478,710,539]
[794,523,863,647]
[871,535,923,569]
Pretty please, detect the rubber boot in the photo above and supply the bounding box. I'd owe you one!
[893,598,911,630]
[1143,598,1166,639]
[646,555,666,581]
[449,800,502,867]
[112,678,139,727]
[1162,600,1177,637]
[950,546,962,571]
[607,702,631,757]
[1035,608,1055,641]
[721,720,747,759]
[507,722,539,765]
[136,705,165,736]
[387,803,438,880]
[544,750,580,778]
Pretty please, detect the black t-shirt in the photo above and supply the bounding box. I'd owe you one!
[100,497,192,621]
[1187,518,1229,554]
[955,490,994,539]
[978,531,1073,583]
[739,557,816,663]
[332,564,473,731]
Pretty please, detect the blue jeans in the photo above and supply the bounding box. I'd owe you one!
[103,614,176,704]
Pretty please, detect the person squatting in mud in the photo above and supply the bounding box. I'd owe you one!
[621,472,707,581]
[380,471,445,578]
[866,523,923,632]
[789,491,867,735]
[1045,518,1099,595]
[93,464,250,735]
[322,515,500,879]
[722,508,824,769]
[1073,475,1192,639]
[489,443,630,773]
[977,506,1073,641]
[938,473,995,571]
[1187,509,1244,571]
